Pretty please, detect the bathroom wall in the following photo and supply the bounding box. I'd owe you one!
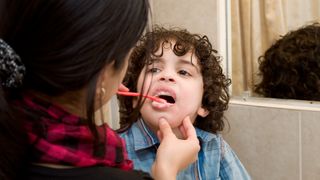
[223,97,320,180]
[151,0,228,72]
[151,0,218,44]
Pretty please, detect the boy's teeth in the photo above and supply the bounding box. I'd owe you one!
[155,91,171,96]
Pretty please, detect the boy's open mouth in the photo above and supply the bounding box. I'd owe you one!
[157,94,175,104]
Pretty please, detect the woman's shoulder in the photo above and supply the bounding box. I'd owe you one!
[27,164,153,180]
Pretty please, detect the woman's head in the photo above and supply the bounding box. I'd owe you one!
[1,0,149,94]
[0,0,149,127]
[0,1,149,178]
[119,27,231,134]
[255,23,320,100]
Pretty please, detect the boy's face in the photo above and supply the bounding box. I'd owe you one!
[136,41,208,137]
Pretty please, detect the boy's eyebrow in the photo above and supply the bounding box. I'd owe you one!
[148,57,164,65]
[150,57,162,63]
[178,58,201,72]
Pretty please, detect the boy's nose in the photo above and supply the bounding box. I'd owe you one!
[159,75,176,83]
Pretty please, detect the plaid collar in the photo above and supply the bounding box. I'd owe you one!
[15,94,133,170]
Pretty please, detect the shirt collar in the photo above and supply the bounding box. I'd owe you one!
[131,118,160,151]
[131,118,219,151]
[195,127,219,142]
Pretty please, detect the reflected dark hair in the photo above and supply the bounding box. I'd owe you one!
[0,0,149,179]
[255,23,320,100]
[118,26,231,134]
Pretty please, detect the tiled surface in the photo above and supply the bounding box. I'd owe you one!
[301,111,320,179]
[223,104,300,180]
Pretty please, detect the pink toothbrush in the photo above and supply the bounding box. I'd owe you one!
[117,91,167,104]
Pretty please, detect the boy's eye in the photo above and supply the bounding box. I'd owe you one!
[178,70,191,76]
[148,67,160,73]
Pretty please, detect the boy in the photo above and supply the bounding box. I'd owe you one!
[118,27,250,180]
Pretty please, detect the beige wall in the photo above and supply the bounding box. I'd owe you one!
[151,0,219,51]
[223,97,320,180]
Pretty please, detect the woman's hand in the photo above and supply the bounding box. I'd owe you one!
[151,117,200,180]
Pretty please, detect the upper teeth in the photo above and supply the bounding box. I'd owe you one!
[155,91,172,97]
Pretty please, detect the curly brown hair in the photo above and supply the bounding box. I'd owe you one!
[255,23,320,100]
[118,26,231,134]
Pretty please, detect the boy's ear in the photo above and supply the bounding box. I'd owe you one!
[197,107,209,117]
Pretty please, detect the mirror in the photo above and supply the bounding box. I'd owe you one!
[229,0,320,99]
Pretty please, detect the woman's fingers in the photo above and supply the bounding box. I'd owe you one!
[152,116,200,178]
[182,116,197,140]
[157,118,173,141]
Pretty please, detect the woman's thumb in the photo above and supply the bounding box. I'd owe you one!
[158,118,173,137]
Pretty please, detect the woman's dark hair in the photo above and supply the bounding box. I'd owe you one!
[255,23,320,100]
[0,0,149,179]
[118,27,231,134]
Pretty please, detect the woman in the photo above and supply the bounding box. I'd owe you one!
[0,0,199,179]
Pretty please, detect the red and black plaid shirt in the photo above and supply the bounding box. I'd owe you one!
[14,94,133,170]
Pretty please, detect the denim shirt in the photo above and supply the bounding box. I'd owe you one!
[119,119,251,180]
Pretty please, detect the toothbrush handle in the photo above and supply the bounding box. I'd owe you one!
[117,91,140,97]
[117,91,166,103]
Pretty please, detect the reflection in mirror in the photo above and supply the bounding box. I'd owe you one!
[254,23,320,101]
[230,0,320,98]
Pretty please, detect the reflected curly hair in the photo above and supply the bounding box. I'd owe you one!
[118,27,231,134]
[255,23,320,100]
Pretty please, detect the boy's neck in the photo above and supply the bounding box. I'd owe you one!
[172,128,185,139]
[142,119,186,140]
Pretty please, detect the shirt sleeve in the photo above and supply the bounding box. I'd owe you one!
[219,138,251,180]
